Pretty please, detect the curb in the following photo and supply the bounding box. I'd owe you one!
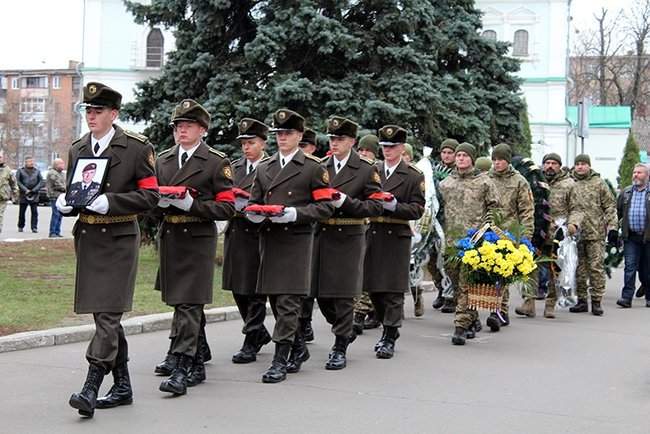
[0,281,435,354]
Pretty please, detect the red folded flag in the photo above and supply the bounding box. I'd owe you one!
[215,189,235,203]
[159,186,198,199]
[312,188,341,201]
[368,191,394,202]
[232,187,251,199]
[244,204,285,217]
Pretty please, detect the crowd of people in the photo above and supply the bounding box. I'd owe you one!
[0,81,643,419]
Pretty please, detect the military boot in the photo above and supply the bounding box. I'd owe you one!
[352,312,365,337]
[69,364,105,418]
[451,327,466,346]
[440,298,456,314]
[96,363,133,409]
[232,333,258,364]
[544,303,556,319]
[569,299,588,313]
[286,329,310,374]
[466,319,481,339]
[262,343,291,383]
[591,300,604,316]
[198,333,212,363]
[159,354,192,395]
[325,335,350,370]
[486,313,501,332]
[376,327,399,359]
[302,319,314,343]
[154,338,178,376]
[374,327,387,351]
[254,327,272,353]
[186,350,206,387]
[363,311,381,329]
[515,298,536,318]
[414,291,424,317]
[432,290,444,309]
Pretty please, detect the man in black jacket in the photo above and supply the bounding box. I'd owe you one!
[16,156,43,233]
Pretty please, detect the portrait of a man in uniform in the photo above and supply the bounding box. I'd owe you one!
[66,158,109,208]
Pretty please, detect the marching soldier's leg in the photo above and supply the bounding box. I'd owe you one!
[587,240,606,316]
[369,292,388,351]
[355,291,379,330]
[544,269,557,319]
[429,258,445,309]
[375,293,403,359]
[441,258,458,313]
[325,298,354,370]
[198,310,211,363]
[300,297,315,342]
[263,295,301,383]
[452,286,472,345]
[0,201,6,233]
[317,297,337,326]
[570,240,590,312]
[155,323,178,376]
[233,294,271,364]
[516,267,538,318]
[286,295,311,374]
[97,323,133,409]
[160,304,202,395]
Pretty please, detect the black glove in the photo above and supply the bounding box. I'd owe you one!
[607,230,619,245]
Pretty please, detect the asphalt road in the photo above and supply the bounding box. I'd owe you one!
[1,268,648,434]
[0,202,74,241]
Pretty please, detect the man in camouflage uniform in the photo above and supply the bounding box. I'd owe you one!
[569,154,617,316]
[0,154,18,233]
[486,144,534,331]
[439,142,499,345]
[516,153,581,319]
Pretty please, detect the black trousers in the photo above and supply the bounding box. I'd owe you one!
[233,293,268,335]
[268,294,302,344]
[300,296,315,321]
[369,292,405,328]
[18,202,38,230]
[86,312,128,373]
[317,297,354,338]
[169,304,203,357]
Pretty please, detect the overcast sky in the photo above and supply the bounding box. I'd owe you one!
[0,0,639,70]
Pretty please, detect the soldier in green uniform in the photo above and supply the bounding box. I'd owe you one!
[56,82,160,417]
[569,154,617,316]
[223,117,272,363]
[364,125,425,359]
[153,100,235,396]
[246,109,334,383]
[313,116,383,369]
[0,154,18,233]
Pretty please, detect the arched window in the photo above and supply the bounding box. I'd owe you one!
[146,28,164,68]
[513,29,529,56]
[482,30,497,41]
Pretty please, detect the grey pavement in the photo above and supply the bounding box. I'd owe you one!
[1,268,649,434]
[1,202,74,241]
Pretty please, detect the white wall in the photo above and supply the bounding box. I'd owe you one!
[570,129,630,185]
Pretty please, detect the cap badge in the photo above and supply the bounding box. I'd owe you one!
[88,85,96,94]
[182,101,191,109]
[278,111,287,120]
[386,128,393,136]
[332,119,339,127]
[241,120,248,129]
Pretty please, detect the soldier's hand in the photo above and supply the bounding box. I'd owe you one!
[245,212,266,223]
[235,197,249,212]
[382,197,397,212]
[333,192,347,208]
[158,197,173,208]
[269,207,297,224]
[607,229,619,245]
[55,193,73,214]
[171,194,194,212]
[86,194,109,215]
[567,224,577,236]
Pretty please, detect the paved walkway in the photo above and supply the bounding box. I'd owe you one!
[1,202,74,241]
[1,268,648,434]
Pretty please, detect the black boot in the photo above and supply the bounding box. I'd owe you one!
[591,300,604,316]
[69,364,105,418]
[352,312,365,336]
[302,319,314,343]
[253,327,272,353]
[198,334,212,363]
[486,313,501,332]
[155,338,178,376]
[325,335,349,370]
[500,312,510,326]
[286,329,310,374]
[232,333,258,364]
[262,343,291,383]
[186,351,206,387]
[363,311,381,330]
[569,299,588,313]
[376,327,399,359]
[159,354,192,395]
[432,290,444,309]
[440,298,456,314]
[451,327,466,345]
[374,327,387,352]
[96,363,133,409]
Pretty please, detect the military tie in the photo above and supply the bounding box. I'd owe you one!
[93,142,100,155]
[248,163,253,174]
[281,158,286,168]
[337,162,341,173]
[386,168,390,178]
[181,152,188,167]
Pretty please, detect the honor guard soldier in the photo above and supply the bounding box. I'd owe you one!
[55,82,160,417]
[222,117,272,363]
[154,99,235,396]
[299,128,318,156]
[313,116,383,369]
[363,125,425,359]
[246,108,334,383]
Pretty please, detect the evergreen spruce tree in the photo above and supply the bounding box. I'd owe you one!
[122,0,525,157]
[618,132,640,189]
[513,99,532,157]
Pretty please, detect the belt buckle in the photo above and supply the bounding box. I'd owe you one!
[86,215,96,224]
[170,215,180,224]
[377,216,384,223]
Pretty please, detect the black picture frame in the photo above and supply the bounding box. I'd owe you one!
[65,157,111,209]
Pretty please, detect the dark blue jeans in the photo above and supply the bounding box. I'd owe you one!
[621,234,650,301]
[49,199,62,236]
[18,202,38,231]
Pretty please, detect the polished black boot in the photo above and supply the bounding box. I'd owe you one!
[159,354,192,395]
[302,319,314,343]
[96,363,133,409]
[432,290,444,309]
[373,327,387,352]
[186,351,206,387]
[363,311,381,329]
[253,327,272,353]
[352,312,365,336]
[262,343,291,383]
[451,327,466,345]
[198,333,212,363]
[69,364,105,418]
[486,313,501,332]
[232,333,258,364]
[325,335,349,370]
[286,329,310,374]
[376,326,399,359]
[155,338,178,376]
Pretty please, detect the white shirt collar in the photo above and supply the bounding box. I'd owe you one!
[247,155,264,172]
[385,158,402,178]
[91,127,116,157]
[178,142,201,168]
[279,147,301,168]
[333,152,351,174]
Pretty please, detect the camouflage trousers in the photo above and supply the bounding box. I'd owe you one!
[0,201,6,232]
[576,240,606,302]
[448,260,478,329]
[353,291,374,315]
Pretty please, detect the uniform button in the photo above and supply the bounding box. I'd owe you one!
[266,228,270,232]
[101,228,107,233]
[183,228,188,233]
[166,230,170,234]
[288,191,292,196]
[388,230,392,234]
[106,182,111,187]
[244,229,249,232]
[268,191,272,196]
[284,227,288,231]
[322,228,326,231]
[372,230,376,234]
[338,228,342,232]
[81,229,86,234]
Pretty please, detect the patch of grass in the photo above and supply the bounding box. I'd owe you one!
[0,239,233,336]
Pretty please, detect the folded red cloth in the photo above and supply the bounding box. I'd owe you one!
[312,188,341,201]
[232,187,251,199]
[244,204,285,216]
[159,186,198,199]
[368,191,394,202]
[215,190,235,203]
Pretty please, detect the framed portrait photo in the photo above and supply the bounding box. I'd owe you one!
[65,157,110,208]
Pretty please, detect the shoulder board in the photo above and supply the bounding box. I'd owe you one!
[208,147,226,158]
[304,153,321,163]
[231,157,244,165]
[408,163,423,174]
[260,155,271,163]
[71,136,83,147]
[158,148,173,157]
[359,155,374,165]
[124,130,148,143]
[320,156,331,164]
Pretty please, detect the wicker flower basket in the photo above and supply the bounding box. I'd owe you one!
[466,283,503,312]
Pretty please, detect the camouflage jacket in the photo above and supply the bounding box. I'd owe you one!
[570,169,617,241]
[546,168,582,243]
[440,168,500,239]
[46,168,66,199]
[489,165,535,238]
[0,164,17,201]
